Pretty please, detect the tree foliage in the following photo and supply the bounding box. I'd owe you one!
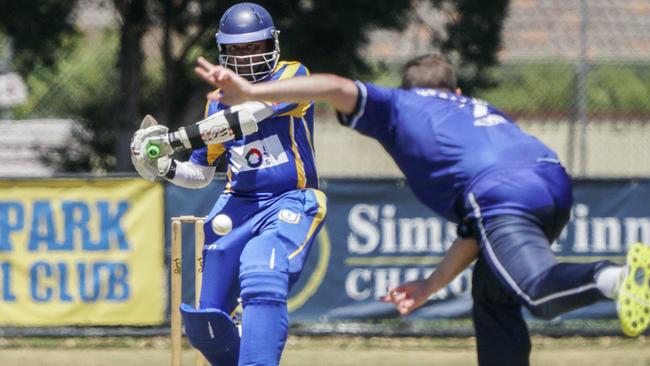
[8,0,508,173]
[432,0,510,95]
[66,0,415,172]
[275,0,411,77]
[0,0,79,73]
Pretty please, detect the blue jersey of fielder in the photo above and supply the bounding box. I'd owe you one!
[190,61,318,196]
[339,82,565,223]
[337,85,625,366]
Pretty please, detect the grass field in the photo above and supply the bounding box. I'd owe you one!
[0,335,649,366]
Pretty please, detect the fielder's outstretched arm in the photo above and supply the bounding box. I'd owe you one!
[380,238,479,315]
[195,57,359,115]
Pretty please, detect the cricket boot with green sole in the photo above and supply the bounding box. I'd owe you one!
[616,243,650,337]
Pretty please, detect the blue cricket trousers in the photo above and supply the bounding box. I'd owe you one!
[465,162,614,366]
[200,188,326,366]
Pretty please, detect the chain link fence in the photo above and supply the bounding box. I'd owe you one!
[327,0,650,178]
[496,0,650,177]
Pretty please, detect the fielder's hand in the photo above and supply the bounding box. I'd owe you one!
[195,57,253,106]
[380,279,434,316]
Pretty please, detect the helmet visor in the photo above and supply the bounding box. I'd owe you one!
[218,50,279,82]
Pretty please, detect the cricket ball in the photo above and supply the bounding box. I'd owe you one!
[211,214,233,236]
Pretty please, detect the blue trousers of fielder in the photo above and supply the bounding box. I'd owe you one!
[185,188,326,366]
[463,162,615,366]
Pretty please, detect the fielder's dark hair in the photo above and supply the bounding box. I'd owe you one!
[401,54,457,91]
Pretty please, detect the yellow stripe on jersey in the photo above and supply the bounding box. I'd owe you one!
[281,101,312,118]
[278,62,301,80]
[224,165,233,193]
[204,98,211,118]
[300,116,315,153]
[288,189,327,260]
[203,90,221,118]
[207,144,225,165]
[276,62,311,118]
[289,117,307,189]
[273,61,290,73]
[300,116,318,181]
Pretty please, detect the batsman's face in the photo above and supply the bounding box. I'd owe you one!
[225,41,269,74]
[224,40,268,57]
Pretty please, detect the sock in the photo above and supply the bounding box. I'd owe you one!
[595,266,624,299]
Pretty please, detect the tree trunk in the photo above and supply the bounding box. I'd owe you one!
[114,0,148,171]
[161,12,176,128]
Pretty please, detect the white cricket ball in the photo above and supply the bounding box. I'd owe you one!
[211,214,233,236]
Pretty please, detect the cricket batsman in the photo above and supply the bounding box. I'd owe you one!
[130,3,326,365]
[193,53,650,366]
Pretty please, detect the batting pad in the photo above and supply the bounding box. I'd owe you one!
[180,303,240,366]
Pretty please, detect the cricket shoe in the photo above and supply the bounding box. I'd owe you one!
[616,243,650,337]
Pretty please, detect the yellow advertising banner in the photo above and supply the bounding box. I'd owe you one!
[0,178,165,326]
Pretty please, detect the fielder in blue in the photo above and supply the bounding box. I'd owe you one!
[195,54,650,366]
[131,3,326,366]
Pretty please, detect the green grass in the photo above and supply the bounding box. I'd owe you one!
[0,336,648,366]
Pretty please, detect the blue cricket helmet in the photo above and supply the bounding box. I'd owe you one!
[216,2,280,82]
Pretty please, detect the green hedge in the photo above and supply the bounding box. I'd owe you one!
[371,61,650,114]
[477,62,650,113]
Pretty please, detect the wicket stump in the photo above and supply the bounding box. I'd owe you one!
[171,216,207,366]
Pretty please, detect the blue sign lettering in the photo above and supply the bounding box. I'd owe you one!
[62,201,91,252]
[31,261,53,302]
[29,261,131,303]
[57,262,73,302]
[29,201,71,251]
[27,201,130,252]
[87,201,130,251]
[106,263,129,301]
[1,262,16,301]
[0,202,23,251]
[78,262,100,302]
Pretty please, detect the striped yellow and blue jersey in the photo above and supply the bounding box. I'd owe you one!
[190,61,318,197]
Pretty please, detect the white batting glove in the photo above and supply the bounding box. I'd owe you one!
[131,154,173,181]
[131,125,175,159]
[130,125,174,181]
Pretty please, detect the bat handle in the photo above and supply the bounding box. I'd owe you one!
[146,143,161,159]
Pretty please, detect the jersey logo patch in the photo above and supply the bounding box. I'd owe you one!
[230,135,289,172]
[245,148,263,168]
[278,209,301,224]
